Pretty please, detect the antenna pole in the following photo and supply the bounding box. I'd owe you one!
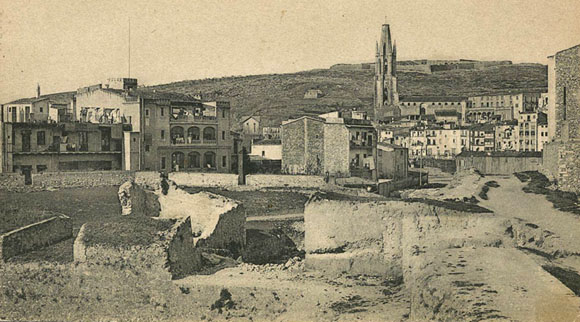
[128,17,131,78]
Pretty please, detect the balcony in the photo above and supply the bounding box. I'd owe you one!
[171,136,217,146]
[171,114,217,124]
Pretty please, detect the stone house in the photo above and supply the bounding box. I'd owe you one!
[304,89,323,99]
[241,116,261,136]
[376,143,408,180]
[281,112,376,179]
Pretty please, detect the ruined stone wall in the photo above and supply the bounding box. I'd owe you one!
[542,141,580,193]
[246,174,325,188]
[0,171,135,192]
[74,218,202,279]
[168,172,238,187]
[0,215,72,261]
[195,204,246,258]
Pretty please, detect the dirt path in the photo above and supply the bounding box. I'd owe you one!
[478,176,580,256]
[176,265,411,321]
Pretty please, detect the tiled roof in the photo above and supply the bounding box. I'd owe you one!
[4,91,76,105]
[253,139,281,145]
[457,151,542,158]
[434,110,460,117]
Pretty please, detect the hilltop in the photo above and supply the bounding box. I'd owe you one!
[147,63,547,128]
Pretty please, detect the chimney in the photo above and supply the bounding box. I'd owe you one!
[36,83,41,98]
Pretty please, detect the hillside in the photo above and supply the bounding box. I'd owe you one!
[147,63,547,129]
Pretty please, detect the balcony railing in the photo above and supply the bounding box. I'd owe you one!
[171,114,217,123]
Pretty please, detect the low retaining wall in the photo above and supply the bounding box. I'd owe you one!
[74,217,202,279]
[169,172,238,187]
[246,174,326,188]
[0,215,72,261]
[378,173,425,197]
[0,171,135,192]
[304,197,507,279]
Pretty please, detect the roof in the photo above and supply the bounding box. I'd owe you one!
[343,118,373,127]
[469,123,496,131]
[555,44,580,56]
[378,143,406,150]
[241,116,261,124]
[253,139,281,145]
[4,91,76,105]
[133,89,200,102]
[400,96,466,102]
[282,115,325,126]
[457,151,542,158]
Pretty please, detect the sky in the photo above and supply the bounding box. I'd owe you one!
[1,0,579,103]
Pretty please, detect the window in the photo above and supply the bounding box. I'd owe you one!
[161,157,166,169]
[161,130,165,140]
[145,145,150,152]
[261,151,265,157]
[222,110,225,118]
[145,109,150,116]
[204,152,216,168]
[36,165,47,173]
[188,152,200,168]
[161,108,164,116]
[222,155,227,167]
[40,107,43,113]
[222,131,225,140]
[37,131,46,145]
[187,127,200,142]
[203,127,216,141]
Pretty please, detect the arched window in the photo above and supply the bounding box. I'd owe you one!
[204,152,216,168]
[203,127,216,141]
[171,152,185,171]
[188,152,200,168]
[187,126,200,143]
[171,126,184,144]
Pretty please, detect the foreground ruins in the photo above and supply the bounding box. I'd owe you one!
[1,170,579,321]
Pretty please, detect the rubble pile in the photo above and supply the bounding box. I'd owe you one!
[238,256,305,272]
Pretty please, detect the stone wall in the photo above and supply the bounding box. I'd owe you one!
[542,141,580,193]
[0,215,72,261]
[0,171,135,192]
[456,155,542,175]
[246,174,326,188]
[195,204,246,258]
[323,123,350,176]
[304,198,506,279]
[74,218,203,279]
[168,172,238,187]
[377,174,424,197]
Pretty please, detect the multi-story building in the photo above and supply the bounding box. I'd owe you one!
[495,121,519,151]
[399,96,466,121]
[1,90,125,173]
[517,111,538,151]
[466,92,543,122]
[75,78,233,172]
[469,123,495,152]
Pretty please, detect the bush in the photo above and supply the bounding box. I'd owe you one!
[515,171,580,216]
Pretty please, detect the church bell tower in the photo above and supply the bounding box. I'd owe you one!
[374,22,399,121]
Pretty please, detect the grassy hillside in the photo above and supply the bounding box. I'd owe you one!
[148,63,547,129]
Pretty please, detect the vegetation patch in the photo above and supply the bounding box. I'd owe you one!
[330,295,370,314]
[182,187,309,216]
[515,171,580,216]
[82,217,175,248]
[0,208,59,235]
